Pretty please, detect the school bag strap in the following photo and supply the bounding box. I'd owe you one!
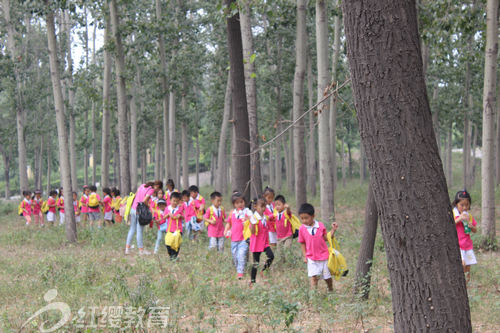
[327,232,349,280]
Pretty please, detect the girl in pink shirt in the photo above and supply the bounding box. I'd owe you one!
[263,186,277,248]
[21,190,32,225]
[47,190,58,225]
[452,189,478,285]
[249,196,274,285]
[72,192,81,223]
[56,188,65,226]
[31,190,44,226]
[102,188,113,227]
[298,203,338,292]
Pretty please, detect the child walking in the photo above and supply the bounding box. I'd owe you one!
[186,185,206,241]
[102,188,113,227]
[73,192,81,223]
[57,188,65,226]
[32,190,44,226]
[274,195,293,251]
[249,195,274,285]
[87,185,102,229]
[80,185,89,227]
[164,192,185,259]
[298,203,338,292]
[21,190,32,226]
[154,199,168,254]
[263,186,277,249]
[165,179,178,205]
[452,189,478,285]
[203,191,227,252]
[111,188,122,223]
[47,190,58,226]
[224,192,256,279]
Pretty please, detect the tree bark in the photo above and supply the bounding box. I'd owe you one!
[46,143,51,195]
[240,1,262,198]
[129,67,138,192]
[292,0,308,208]
[225,0,251,202]
[84,5,89,187]
[216,72,232,192]
[45,4,77,242]
[496,74,500,184]
[306,48,316,196]
[0,142,11,198]
[317,0,335,222]
[109,0,131,194]
[275,37,283,191]
[283,130,292,192]
[360,141,365,184]
[447,126,453,187]
[342,0,471,330]
[101,16,111,188]
[470,124,477,186]
[38,137,44,190]
[155,114,161,180]
[353,179,378,300]
[341,128,346,189]
[182,122,189,190]
[481,0,498,244]
[115,136,121,188]
[330,0,341,190]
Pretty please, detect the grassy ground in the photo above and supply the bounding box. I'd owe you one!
[0,153,499,332]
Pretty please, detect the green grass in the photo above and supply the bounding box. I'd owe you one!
[0,153,499,332]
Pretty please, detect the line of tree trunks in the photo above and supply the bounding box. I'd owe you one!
[316,0,335,222]
[101,14,111,188]
[481,0,498,245]
[225,0,251,203]
[216,72,232,193]
[83,5,89,186]
[306,47,316,196]
[292,0,308,208]
[342,0,471,330]
[45,2,77,243]
[330,0,341,190]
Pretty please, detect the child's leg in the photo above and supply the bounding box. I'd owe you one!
[217,237,224,252]
[33,214,39,225]
[59,212,65,225]
[237,241,249,274]
[155,230,164,253]
[324,278,334,292]
[310,276,319,289]
[209,237,217,251]
[464,265,471,285]
[230,242,238,268]
[263,247,275,272]
[25,215,31,225]
[39,212,44,225]
[251,252,262,283]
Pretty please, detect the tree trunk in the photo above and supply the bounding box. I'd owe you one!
[496,74,500,184]
[292,0,308,207]
[269,144,275,188]
[0,143,11,198]
[342,0,471,330]
[331,0,341,190]
[34,144,40,192]
[317,0,335,222]
[275,37,283,192]
[353,179,378,300]
[481,0,498,244]
[176,145,181,187]
[4,0,29,194]
[432,86,441,156]
[225,0,251,202]
[155,115,161,180]
[65,10,78,192]
[141,150,147,184]
[46,144,51,195]
[84,5,89,187]
[306,48,317,196]
[130,69,138,192]
[45,4,77,242]
[348,141,353,179]
[240,1,262,198]
[470,124,477,186]
[115,137,121,188]
[169,91,177,178]
[216,72,232,192]
[360,141,365,184]
[38,137,44,190]
[211,153,216,186]
[283,130,292,192]
[341,129,346,189]
[182,122,189,190]
[447,126,453,187]
[196,110,200,186]
[109,0,131,194]
[100,17,111,188]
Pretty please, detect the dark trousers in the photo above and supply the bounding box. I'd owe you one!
[251,247,274,283]
[166,245,180,259]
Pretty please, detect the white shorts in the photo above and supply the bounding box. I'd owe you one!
[307,259,332,280]
[75,215,81,222]
[104,211,113,221]
[268,231,277,244]
[47,212,56,222]
[59,212,65,224]
[461,249,477,266]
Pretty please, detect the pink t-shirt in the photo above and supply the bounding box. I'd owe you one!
[80,195,88,213]
[48,197,57,213]
[32,198,43,214]
[264,204,276,232]
[165,189,178,205]
[250,213,270,253]
[185,195,206,220]
[57,197,65,213]
[21,199,32,216]
[88,193,102,213]
[228,210,246,242]
[298,222,329,261]
[275,210,293,239]
[165,204,185,233]
[132,184,155,210]
[204,206,226,238]
[103,196,113,213]
[454,208,477,251]
[73,201,79,213]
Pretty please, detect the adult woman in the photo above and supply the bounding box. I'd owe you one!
[125,180,163,255]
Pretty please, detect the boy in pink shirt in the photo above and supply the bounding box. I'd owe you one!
[102,188,113,227]
[298,203,338,292]
[32,190,44,226]
[274,195,293,253]
[163,192,185,259]
[249,195,274,285]
[185,185,206,241]
[203,191,227,252]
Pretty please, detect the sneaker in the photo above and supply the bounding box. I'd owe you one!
[139,249,151,255]
[153,251,158,255]
[125,247,131,255]
[237,273,244,280]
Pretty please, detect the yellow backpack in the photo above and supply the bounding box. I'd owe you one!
[164,218,183,251]
[113,196,122,211]
[124,192,136,221]
[327,233,348,280]
[18,202,23,216]
[205,206,225,227]
[273,211,302,233]
[88,193,99,209]
[41,201,49,214]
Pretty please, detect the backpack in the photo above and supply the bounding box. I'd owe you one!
[137,202,153,226]
[113,196,122,211]
[124,192,136,221]
[273,210,302,238]
[18,202,23,216]
[193,196,205,222]
[41,201,49,214]
[205,206,225,227]
[327,233,348,280]
[88,193,99,209]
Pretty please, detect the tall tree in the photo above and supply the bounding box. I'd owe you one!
[45,1,77,242]
[225,0,251,202]
[109,0,131,194]
[306,47,316,196]
[342,0,471,330]
[330,0,341,189]
[216,72,232,193]
[292,0,308,208]
[240,1,262,198]
[101,14,111,188]
[316,0,334,222]
[481,0,498,245]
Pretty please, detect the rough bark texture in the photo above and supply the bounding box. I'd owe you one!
[46,144,51,195]
[342,0,471,330]
[240,1,262,198]
[129,66,138,192]
[109,0,131,195]
[292,0,308,207]
[330,0,341,190]
[84,5,89,187]
[0,142,11,198]
[360,141,365,184]
[316,0,335,222]
[353,179,378,300]
[496,79,500,184]
[306,49,316,196]
[101,17,111,188]
[46,5,77,243]
[225,0,251,202]
[481,0,498,243]
[275,37,283,191]
[447,126,453,187]
[470,124,477,186]
[216,73,232,193]
[182,122,189,190]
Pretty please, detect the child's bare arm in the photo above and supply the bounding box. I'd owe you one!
[300,243,307,263]
[249,223,256,235]
[330,222,339,238]
[284,204,292,216]
[224,222,231,236]
[470,224,477,233]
